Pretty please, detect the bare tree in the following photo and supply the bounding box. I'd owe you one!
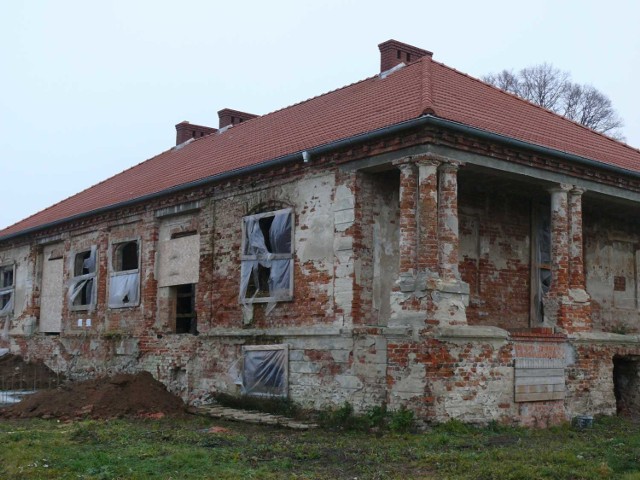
[483,64,624,139]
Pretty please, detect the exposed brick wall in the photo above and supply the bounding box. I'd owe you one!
[458,188,531,330]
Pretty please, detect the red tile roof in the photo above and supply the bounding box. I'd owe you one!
[2,52,640,239]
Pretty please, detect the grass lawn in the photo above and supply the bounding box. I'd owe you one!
[1,414,640,479]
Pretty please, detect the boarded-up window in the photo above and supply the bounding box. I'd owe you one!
[514,357,565,402]
[242,344,289,397]
[157,233,200,287]
[109,241,140,308]
[240,208,293,304]
[40,246,64,333]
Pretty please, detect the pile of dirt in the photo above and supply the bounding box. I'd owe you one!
[0,354,64,390]
[0,371,187,420]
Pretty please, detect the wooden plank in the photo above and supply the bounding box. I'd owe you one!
[515,376,564,386]
[515,391,565,402]
[515,384,565,394]
[515,368,564,377]
[515,358,565,369]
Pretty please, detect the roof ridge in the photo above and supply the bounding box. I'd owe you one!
[432,59,640,156]
[420,55,436,115]
[255,74,379,118]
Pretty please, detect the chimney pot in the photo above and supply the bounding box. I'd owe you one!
[217,108,258,129]
[175,121,217,146]
[378,39,432,73]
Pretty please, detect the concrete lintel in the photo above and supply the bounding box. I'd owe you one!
[436,325,509,342]
[428,144,640,205]
[155,200,202,218]
[340,145,431,172]
[568,331,640,344]
[36,233,68,245]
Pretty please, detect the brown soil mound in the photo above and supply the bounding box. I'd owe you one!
[0,354,63,390]
[0,371,187,420]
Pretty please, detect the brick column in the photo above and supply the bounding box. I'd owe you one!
[396,162,418,276]
[549,184,571,298]
[417,157,440,274]
[548,184,591,332]
[437,162,460,282]
[567,186,592,332]
[568,187,586,289]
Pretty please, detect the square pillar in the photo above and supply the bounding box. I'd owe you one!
[396,162,418,277]
[569,187,586,289]
[567,186,592,331]
[549,185,571,298]
[389,156,467,328]
[548,184,591,333]
[437,162,461,282]
[417,158,440,275]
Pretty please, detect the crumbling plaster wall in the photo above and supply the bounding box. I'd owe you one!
[385,329,518,424]
[211,171,338,329]
[356,170,400,326]
[584,205,640,333]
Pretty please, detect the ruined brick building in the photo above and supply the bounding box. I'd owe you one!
[2,40,640,426]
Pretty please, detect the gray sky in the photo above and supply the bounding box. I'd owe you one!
[1,0,638,230]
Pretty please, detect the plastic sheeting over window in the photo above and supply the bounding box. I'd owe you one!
[242,344,288,397]
[109,240,140,308]
[240,209,293,309]
[0,265,15,318]
[69,247,97,308]
[108,272,140,307]
[0,265,15,341]
[0,292,14,316]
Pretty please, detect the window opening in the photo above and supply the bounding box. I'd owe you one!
[118,242,138,271]
[242,344,288,397]
[0,265,15,316]
[69,247,97,308]
[531,206,551,324]
[240,208,293,310]
[109,240,140,308]
[175,284,197,334]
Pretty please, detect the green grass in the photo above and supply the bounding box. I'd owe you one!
[1,415,639,479]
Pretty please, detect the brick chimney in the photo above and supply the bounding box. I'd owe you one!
[217,108,258,129]
[378,40,432,73]
[175,121,217,145]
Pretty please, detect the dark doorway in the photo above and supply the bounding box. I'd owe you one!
[613,356,640,417]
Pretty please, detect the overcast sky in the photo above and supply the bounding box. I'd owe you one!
[1,0,638,230]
